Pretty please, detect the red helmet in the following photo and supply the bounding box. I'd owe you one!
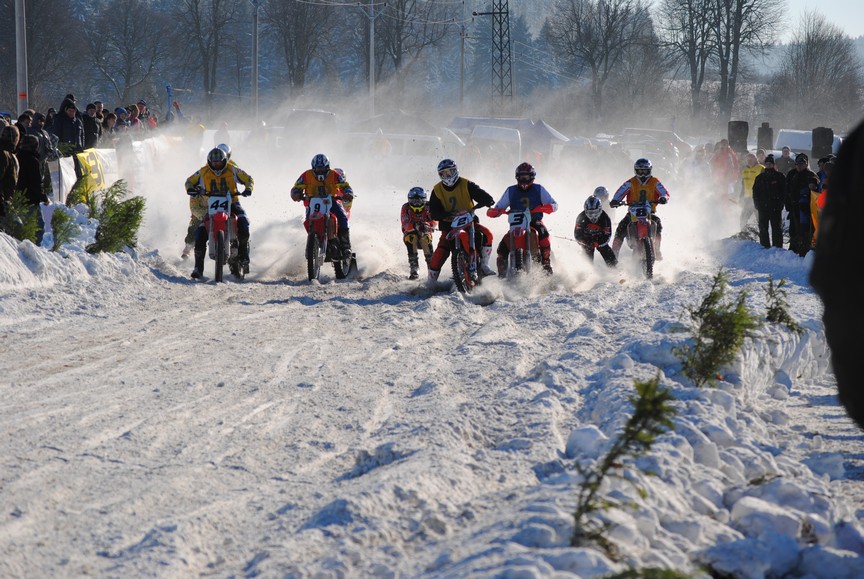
[515,162,536,190]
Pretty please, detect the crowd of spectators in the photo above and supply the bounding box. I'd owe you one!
[0,92,193,241]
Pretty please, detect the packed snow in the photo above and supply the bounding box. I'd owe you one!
[1,136,863,578]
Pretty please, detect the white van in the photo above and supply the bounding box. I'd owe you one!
[773,129,843,158]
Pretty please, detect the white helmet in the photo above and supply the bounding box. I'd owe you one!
[584,196,603,223]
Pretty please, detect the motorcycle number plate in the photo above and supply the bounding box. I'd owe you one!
[451,212,471,229]
[309,196,332,217]
[208,196,231,215]
[508,211,528,226]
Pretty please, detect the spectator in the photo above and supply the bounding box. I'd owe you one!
[44,108,57,135]
[1,125,21,217]
[755,148,766,165]
[809,121,864,431]
[15,112,32,138]
[93,100,105,122]
[137,100,157,129]
[82,103,102,149]
[16,135,49,244]
[126,104,142,131]
[54,101,85,152]
[114,107,130,131]
[751,154,785,249]
[775,145,795,175]
[812,160,833,248]
[739,152,763,231]
[27,113,57,200]
[709,139,739,201]
[785,152,819,256]
[100,112,118,146]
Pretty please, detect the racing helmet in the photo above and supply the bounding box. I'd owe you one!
[216,143,232,161]
[207,147,228,175]
[407,186,427,214]
[311,153,330,180]
[437,158,459,187]
[584,196,603,223]
[515,162,536,190]
[593,186,609,200]
[634,158,652,183]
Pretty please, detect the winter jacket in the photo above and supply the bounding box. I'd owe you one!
[82,114,102,149]
[574,211,613,247]
[53,112,85,150]
[785,167,819,212]
[752,167,786,212]
[15,148,47,206]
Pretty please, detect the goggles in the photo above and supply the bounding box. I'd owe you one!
[438,167,457,181]
[516,173,534,183]
[635,168,651,177]
[586,208,602,221]
[210,160,226,171]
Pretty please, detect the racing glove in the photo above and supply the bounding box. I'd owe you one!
[610,199,623,208]
[656,196,667,204]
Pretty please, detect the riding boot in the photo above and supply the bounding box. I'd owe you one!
[479,245,496,277]
[598,244,618,267]
[427,269,440,285]
[408,254,420,280]
[611,236,623,258]
[338,229,352,258]
[237,240,250,268]
[191,248,205,279]
[654,233,663,261]
[496,254,507,278]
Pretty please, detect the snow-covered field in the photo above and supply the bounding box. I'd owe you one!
[1,140,862,578]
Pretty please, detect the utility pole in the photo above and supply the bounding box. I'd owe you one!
[15,0,29,115]
[358,1,383,117]
[248,0,261,125]
[472,1,512,112]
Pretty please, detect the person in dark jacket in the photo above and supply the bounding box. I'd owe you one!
[82,103,102,149]
[53,101,85,152]
[785,153,819,256]
[810,120,864,431]
[751,154,786,248]
[16,135,48,244]
[1,125,20,218]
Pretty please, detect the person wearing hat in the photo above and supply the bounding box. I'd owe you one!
[751,154,786,249]
[114,107,130,131]
[785,152,819,256]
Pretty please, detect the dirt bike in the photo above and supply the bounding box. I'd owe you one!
[623,200,658,279]
[203,190,240,282]
[304,195,354,281]
[447,208,482,293]
[503,207,540,277]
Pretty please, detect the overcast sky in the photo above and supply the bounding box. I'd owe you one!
[785,0,864,40]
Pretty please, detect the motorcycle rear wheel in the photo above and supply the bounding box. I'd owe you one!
[215,231,226,283]
[307,232,322,281]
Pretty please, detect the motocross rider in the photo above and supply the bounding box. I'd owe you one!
[610,158,670,260]
[400,187,437,280]
[486,162,558,275]
[184,146,254,279]
[427,158,495,281]
[575,194,617,267]
[291,154,355,258]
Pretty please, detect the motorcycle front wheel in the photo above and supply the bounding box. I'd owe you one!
[452,247,475,293]
[215,231,226,283]
[334,252,352,279]
[642,237,655,279]
[307,232,322,281]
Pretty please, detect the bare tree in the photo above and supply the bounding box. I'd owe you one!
[174,0,241,113]
[0,0,88,111]
[707,0,780,122]
[547,0,654,122]
[656,0,715,119]
[85,0,173,104]
[262,0,335,96]
[767,11,863,131]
